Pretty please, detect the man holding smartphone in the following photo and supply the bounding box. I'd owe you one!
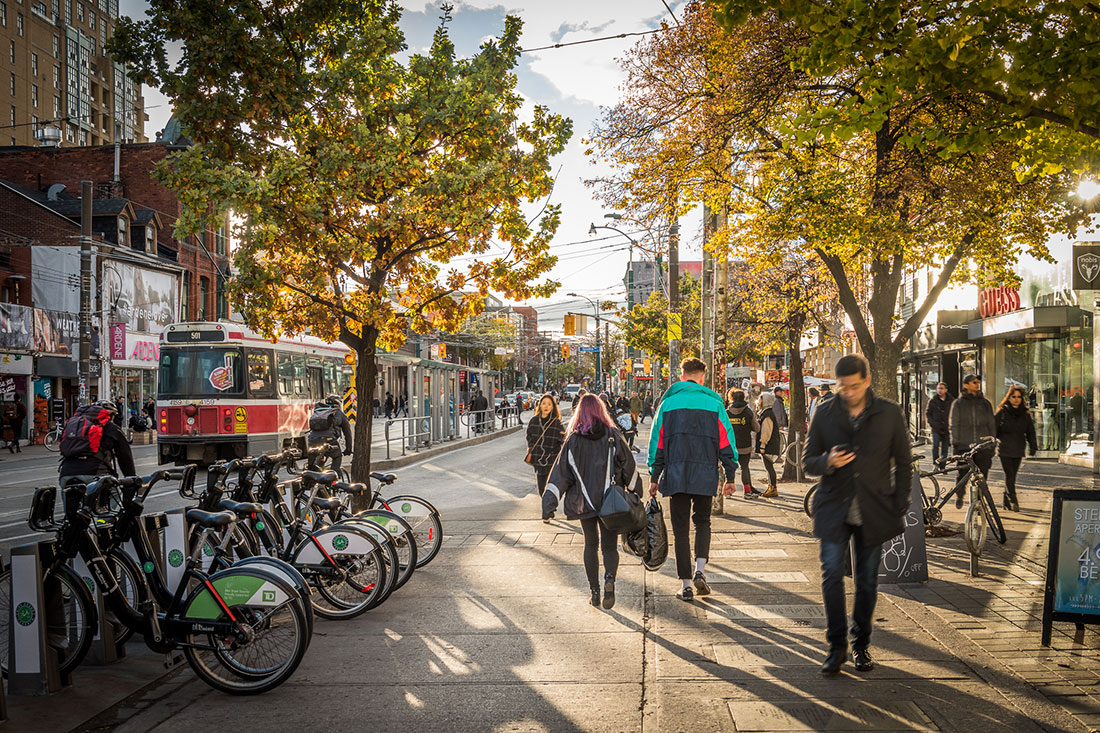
[804,354,912,677]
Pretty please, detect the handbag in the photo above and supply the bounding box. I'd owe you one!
[598,436,646,533]
[524,418,554,466]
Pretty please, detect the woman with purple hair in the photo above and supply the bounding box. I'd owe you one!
[542,393,639,609]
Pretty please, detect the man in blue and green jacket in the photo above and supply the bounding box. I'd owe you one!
[649,357,739,601]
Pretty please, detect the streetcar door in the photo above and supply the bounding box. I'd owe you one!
[308,366,324,400]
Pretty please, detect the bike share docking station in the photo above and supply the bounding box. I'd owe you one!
[6,510,174,701]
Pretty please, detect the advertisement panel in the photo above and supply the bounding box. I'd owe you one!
[1043,491,1100,645]
[110,261,178,334]
[0,304,32,350]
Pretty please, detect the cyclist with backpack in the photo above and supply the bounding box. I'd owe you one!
[307,395,353,472]
[58,400,136,490]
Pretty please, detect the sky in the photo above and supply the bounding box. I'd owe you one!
[118,0,703,335]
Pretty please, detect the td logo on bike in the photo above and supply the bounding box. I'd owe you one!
[332,534,349,551]
[15,601,35,627]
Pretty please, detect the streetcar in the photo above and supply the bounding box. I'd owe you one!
[156,321,352,465]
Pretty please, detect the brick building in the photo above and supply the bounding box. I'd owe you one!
[0,0,146,147]
[0,139,228,440]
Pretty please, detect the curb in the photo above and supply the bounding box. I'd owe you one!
[372,424,524,470]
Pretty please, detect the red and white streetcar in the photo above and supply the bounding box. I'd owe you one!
[156,321,353,465]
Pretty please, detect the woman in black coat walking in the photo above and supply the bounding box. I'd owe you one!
[995,386,1037,512]
[526,394,565,506]
[542,394,638,610]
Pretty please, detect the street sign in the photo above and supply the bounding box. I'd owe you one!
[578,346,599,353]
[667,313,682,341]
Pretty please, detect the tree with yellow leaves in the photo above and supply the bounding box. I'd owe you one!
[112,2,572,492]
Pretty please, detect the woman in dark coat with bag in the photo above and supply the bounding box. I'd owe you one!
[995,386,1037,512]
[542,393,638,610]
[526,394,565,504]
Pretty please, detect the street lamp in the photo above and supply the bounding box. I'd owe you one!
[590,213,644,391]
[567,292,603,391]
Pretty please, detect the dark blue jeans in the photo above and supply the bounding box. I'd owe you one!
[820,524,882,652]
[931,431,949,464]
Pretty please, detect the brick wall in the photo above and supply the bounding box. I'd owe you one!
[0,143,229,322]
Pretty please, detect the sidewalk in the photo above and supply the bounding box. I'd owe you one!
[10,413,1100,732]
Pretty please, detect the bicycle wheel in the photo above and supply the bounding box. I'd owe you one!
[43,430,59,452]
[964,501,987,556]
[183,573,309,695]
[335,517,399,604]
[803,484,817,519]
[353,510,417,590]
[291,526,388,619]
[382,495,443,567]
[105,549,148,648]
[977,481,1008,544]
[0,564,96,678]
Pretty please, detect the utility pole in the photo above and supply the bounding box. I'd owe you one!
[668,215,680,389]
[79,180,93,404]
[701,204,715,390]
[716,204,729,393]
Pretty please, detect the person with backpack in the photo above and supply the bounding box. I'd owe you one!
[59,400,136,489]
[756,392,781,497]
[543,393,638,610]
[726,389,762,499]
[307,395,353,472]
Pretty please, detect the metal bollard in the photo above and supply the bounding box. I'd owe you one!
[8,541,67,695]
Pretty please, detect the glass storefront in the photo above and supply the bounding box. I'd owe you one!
[1002,329,1092,452]
[110,367,156,417]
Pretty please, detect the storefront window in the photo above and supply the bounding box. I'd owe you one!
[1003,331,1093,453]
[959,349,979,382]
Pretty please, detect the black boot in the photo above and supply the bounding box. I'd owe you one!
[1004,493,1019,512]
[602,575,615,610]
[590,587,600,607]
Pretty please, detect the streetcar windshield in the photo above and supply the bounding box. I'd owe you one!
[158,346,244,396]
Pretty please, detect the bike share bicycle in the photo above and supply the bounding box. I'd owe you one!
[2,467,311,694]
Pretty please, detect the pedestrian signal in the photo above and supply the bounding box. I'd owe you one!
[564,314,575,336]
[343,352,355,365]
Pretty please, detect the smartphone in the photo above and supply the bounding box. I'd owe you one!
[835,443,854,454]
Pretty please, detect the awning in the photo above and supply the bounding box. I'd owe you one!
[968,306,1091,341]
[37,355,77,378]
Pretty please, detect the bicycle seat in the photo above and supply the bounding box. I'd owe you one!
[217,498,264,517]
[334,481,368,494]
[369,472,396,485]
[300,470,339,485]
[310,495,343,512]
[186,508,238,529]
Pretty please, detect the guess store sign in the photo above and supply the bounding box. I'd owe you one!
[978,287,1021,319]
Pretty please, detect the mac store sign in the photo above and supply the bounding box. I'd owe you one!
[936,309,979,345]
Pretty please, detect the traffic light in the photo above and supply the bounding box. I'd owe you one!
[343,352,355,365]
[438,344,447,360]
[626,359,633,371]
[564,314,575,336]
[643,358,651,374]
[561,343,570,359]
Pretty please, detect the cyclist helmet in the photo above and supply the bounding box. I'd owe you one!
[93,399,119,414]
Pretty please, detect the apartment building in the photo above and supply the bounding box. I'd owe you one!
[1,0,146,147]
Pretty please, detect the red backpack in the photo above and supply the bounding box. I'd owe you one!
[60,404,114,461]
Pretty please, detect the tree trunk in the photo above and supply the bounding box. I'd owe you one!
[781,314,807,482]
[870,339,902,404]
[348,330,379,511]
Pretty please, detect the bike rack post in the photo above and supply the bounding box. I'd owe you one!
[7,540,68,695]
[163,508,189,594]
[969,480,980,577]
[71,550,121,665]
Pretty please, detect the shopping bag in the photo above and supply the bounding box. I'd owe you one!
[642,498,668,571]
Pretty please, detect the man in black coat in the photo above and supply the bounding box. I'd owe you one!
[925,382,954,465]
[804,354,911,677]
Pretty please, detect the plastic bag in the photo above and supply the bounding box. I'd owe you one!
[642,498,668,571]
[622,498,669,570]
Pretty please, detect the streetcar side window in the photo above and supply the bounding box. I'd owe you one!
[292,355,307,396]
[277,352,295,396]
[322,359,338,396]
[246,349,275,398]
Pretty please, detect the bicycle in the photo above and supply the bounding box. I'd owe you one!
[42,418,64,452]
[937,438,1007,554]
[3,468,312,694]
[189,454,391,620]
